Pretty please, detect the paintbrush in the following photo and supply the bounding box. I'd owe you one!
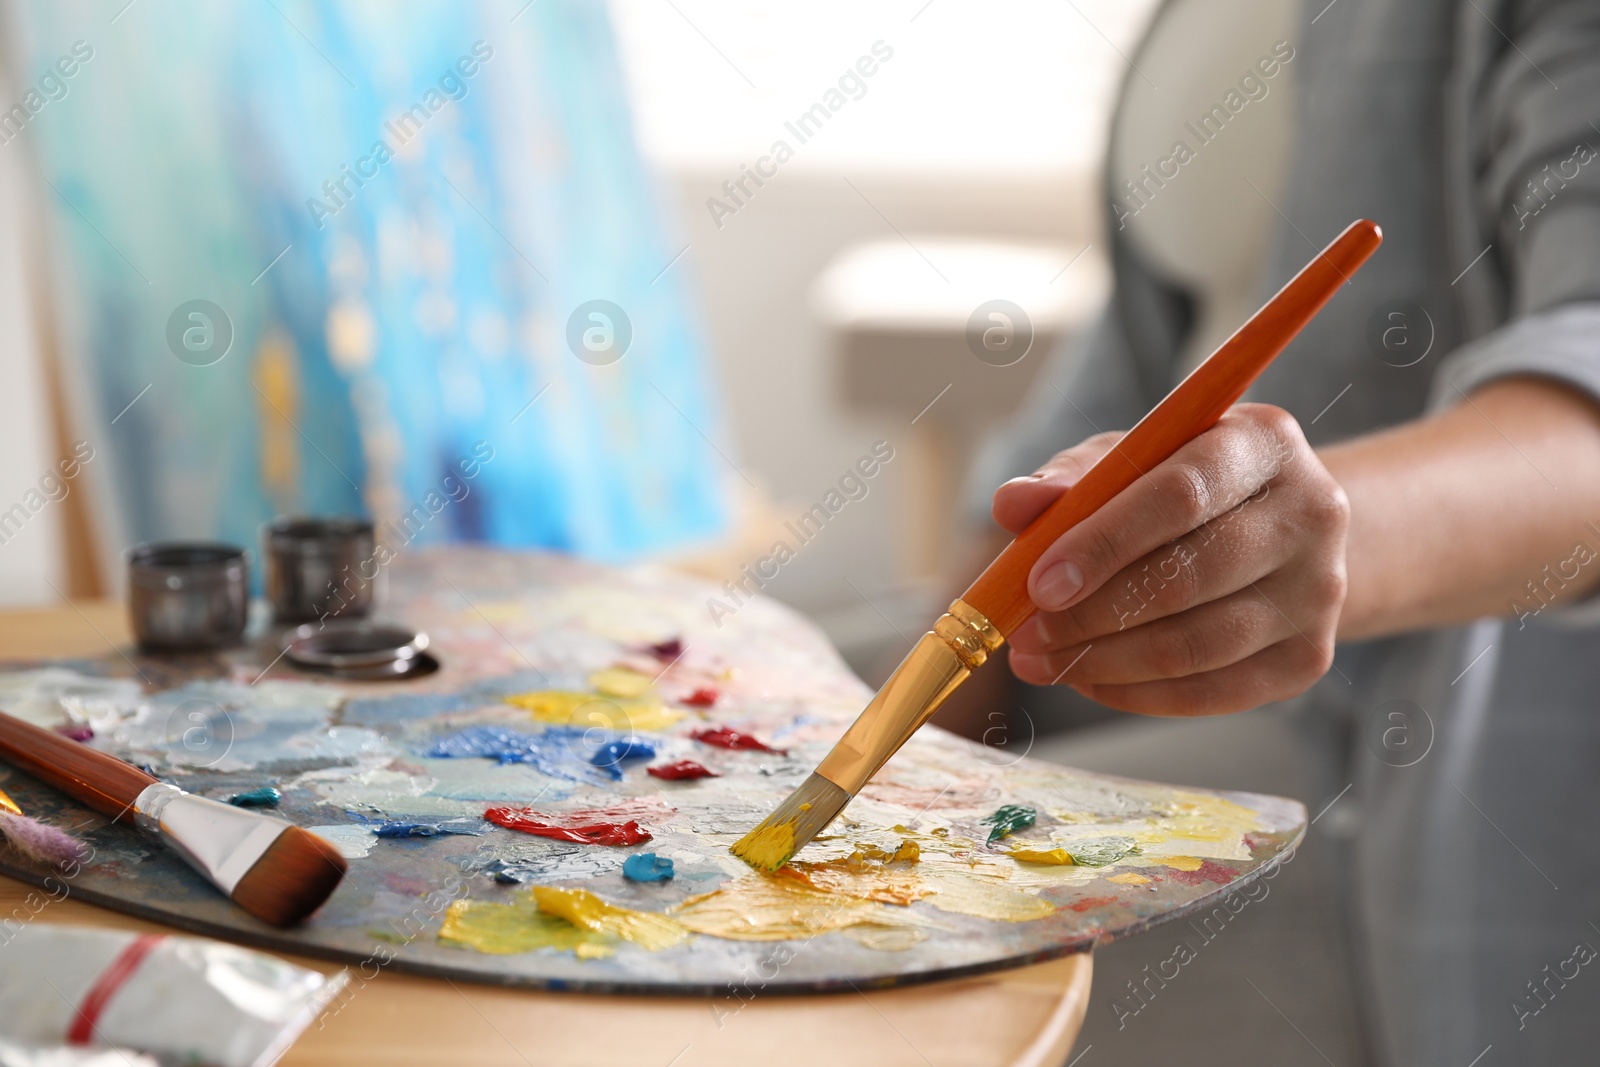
[0,781,91,869]
[0,709,347,926]
[733,219,1384,871]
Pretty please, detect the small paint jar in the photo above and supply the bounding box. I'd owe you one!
[263,516,377,624]
[127,542,249,652]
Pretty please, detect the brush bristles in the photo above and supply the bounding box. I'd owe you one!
[231,825,348,927]
[730,772,851,872]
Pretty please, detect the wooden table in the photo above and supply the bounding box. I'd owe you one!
[0,602,1093,1067]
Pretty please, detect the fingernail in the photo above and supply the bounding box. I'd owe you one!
[1034,560,1083,610]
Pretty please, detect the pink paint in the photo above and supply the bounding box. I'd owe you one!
[54,724,94,742]
[1164,859,1238,886]
[1067,895,1119,913]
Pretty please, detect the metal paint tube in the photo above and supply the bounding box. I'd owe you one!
[0,925,347,1067]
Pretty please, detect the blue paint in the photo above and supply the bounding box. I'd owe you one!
[622,853,674,883]
[227,786,282,808]
[425,724,614,786]
[589,738,655,779]
[373,819,489,838]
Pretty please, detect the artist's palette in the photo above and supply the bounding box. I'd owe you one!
[0,550,1303,993]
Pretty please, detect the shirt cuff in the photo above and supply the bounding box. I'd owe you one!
[1428,301,1600,413]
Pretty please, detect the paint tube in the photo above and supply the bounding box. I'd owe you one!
[0,925,347,1067]
[0,1040,158,1067]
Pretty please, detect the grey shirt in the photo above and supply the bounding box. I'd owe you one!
[974,1,1600,1062]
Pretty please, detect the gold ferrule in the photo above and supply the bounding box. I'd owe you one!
[815,599,1003,795]
[0,785,21,817]
[936,598,1004,669]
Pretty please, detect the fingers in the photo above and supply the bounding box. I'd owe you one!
[1026,405,1301,612]
[991,432,1123,534]
[1064,637,1337,717]
[1009,586,1292,686]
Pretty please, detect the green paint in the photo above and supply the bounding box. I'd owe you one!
[1064,836,1138,867]
[982,804,1036,843]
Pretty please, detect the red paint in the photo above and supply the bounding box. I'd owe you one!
[691,726,786,755]
[67,934,165,1044]
[647,759,719,781]
[1067,895,1118,913]
[485,806,653,846]
[681,688,719,708]
[1164,859,1238,887]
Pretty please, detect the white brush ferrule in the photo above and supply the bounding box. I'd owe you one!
[133,783,291,896]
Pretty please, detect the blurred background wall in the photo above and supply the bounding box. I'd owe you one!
[0,0,1160,682]
[609,0,1154,674]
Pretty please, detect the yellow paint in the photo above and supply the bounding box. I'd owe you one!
[852,839,920,864]
[673,872,924,943]
[920,868,1057,923]
[0,786,20,817]
[530,886,689,951]
[437,897,616,957]
[505,690,684,733]
[1007,847,1076,866]
[1157,792,1263,844]
[587,667,655,699]
[1108,872,1151,886]
[1164,856,1204,871]
[791,846,930,906]
[730,820,796,872]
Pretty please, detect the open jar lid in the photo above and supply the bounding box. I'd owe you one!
[281,620,433,678]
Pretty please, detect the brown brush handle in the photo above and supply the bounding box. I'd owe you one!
[962,219,1383,637]
[0,709,158,824]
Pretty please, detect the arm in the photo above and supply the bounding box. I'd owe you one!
[997,375,1600,716]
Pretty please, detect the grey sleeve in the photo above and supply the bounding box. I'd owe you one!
[1474,0,1600,316]
[1429,302,1600,410]
[961,305,1157,528]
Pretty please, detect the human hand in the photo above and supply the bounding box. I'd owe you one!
[995,404,1349,715]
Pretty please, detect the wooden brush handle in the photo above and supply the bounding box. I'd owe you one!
[0,709,158,824]
[963,219,1383,637]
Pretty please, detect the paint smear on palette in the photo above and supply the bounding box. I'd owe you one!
[1163,859,1238,886]
[623,853,674,883]
[1108,872,1152,886]
[672,873,925,943]
[589,738,655,778]
[466,841,621,883]
[373,819,489,838]
[790,851,929,906]
[647,760,717,781]
[504,690,684,733]
[918,868,1057,923]
[982,805,1037,843]
[226,787,282,808]
[309,825,376,859]
[426,725,616,786]
[485,807,652,846]
[439,896,616,958]
[691,727,786,754]
[531,887,689,950]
